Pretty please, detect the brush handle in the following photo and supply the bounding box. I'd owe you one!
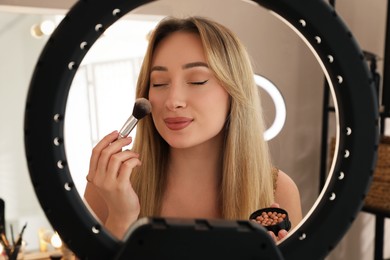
[0,199,4,234]
[15,223,27,246]
[118,116,138,139]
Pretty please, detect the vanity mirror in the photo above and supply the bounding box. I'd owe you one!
[23,0,378,259]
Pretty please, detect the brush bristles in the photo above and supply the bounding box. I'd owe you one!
[132,98,152,119]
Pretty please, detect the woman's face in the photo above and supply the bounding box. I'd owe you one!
[148,31,230,149]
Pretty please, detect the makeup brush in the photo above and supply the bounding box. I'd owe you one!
[0,199,5,235]
[14,222,27,247]
[118,98,152,139]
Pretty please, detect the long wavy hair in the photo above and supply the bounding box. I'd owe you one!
[131,16,274,220]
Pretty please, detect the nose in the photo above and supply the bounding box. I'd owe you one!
[165,83,187,111]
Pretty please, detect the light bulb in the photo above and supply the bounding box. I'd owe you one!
[30,20,55,38]
[50,232,62,249]
[40,20,55,35]
[30,23,43,38]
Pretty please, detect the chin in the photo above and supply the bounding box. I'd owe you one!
[166,139,193,149]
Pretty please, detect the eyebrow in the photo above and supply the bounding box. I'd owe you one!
[182,61,209,69]
[150,61,209,72]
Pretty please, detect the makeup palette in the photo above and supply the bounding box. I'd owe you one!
[249,207,291,236]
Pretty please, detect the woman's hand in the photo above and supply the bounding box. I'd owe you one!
[267,203,289,243]
[86,130,141,239]
[268,228,288,242]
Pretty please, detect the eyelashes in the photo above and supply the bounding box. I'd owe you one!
[190,79,208,85]
[151,79,209,87]
[152,83,167,87]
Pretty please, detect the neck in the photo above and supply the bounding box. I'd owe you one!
[168,131,224,182]
[160,132,225,218]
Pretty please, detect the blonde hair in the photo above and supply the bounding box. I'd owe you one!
[131,16,274,220]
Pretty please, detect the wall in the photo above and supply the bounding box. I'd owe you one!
[0,12,52,250]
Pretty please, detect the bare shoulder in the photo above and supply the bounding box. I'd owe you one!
[274,169,302,229]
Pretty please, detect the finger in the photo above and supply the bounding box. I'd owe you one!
[117,157,142,184]
[105,150,140,181]
[96,136,133,180]
[278,229,288,240]
[88,130,119,178]
[270,202,280,208]
[267,231,277,242]
[86,175,92,183]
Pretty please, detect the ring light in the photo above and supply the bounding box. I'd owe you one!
[24,0,378,259]
[254,74,287,141]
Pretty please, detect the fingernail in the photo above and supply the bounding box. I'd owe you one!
[279,229,288,237]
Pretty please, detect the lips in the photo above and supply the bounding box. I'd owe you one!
[164,117,193,130]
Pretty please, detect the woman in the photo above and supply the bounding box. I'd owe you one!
[84,16,302,241]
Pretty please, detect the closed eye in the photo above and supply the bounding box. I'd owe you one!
[189,79,208,85]
[152,83,168,87]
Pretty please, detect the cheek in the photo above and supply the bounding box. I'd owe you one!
[203,91,230,128]
[222,93,230,117]
[148,90,162,112]
[148,91,160,125]
[211,90,230,117]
